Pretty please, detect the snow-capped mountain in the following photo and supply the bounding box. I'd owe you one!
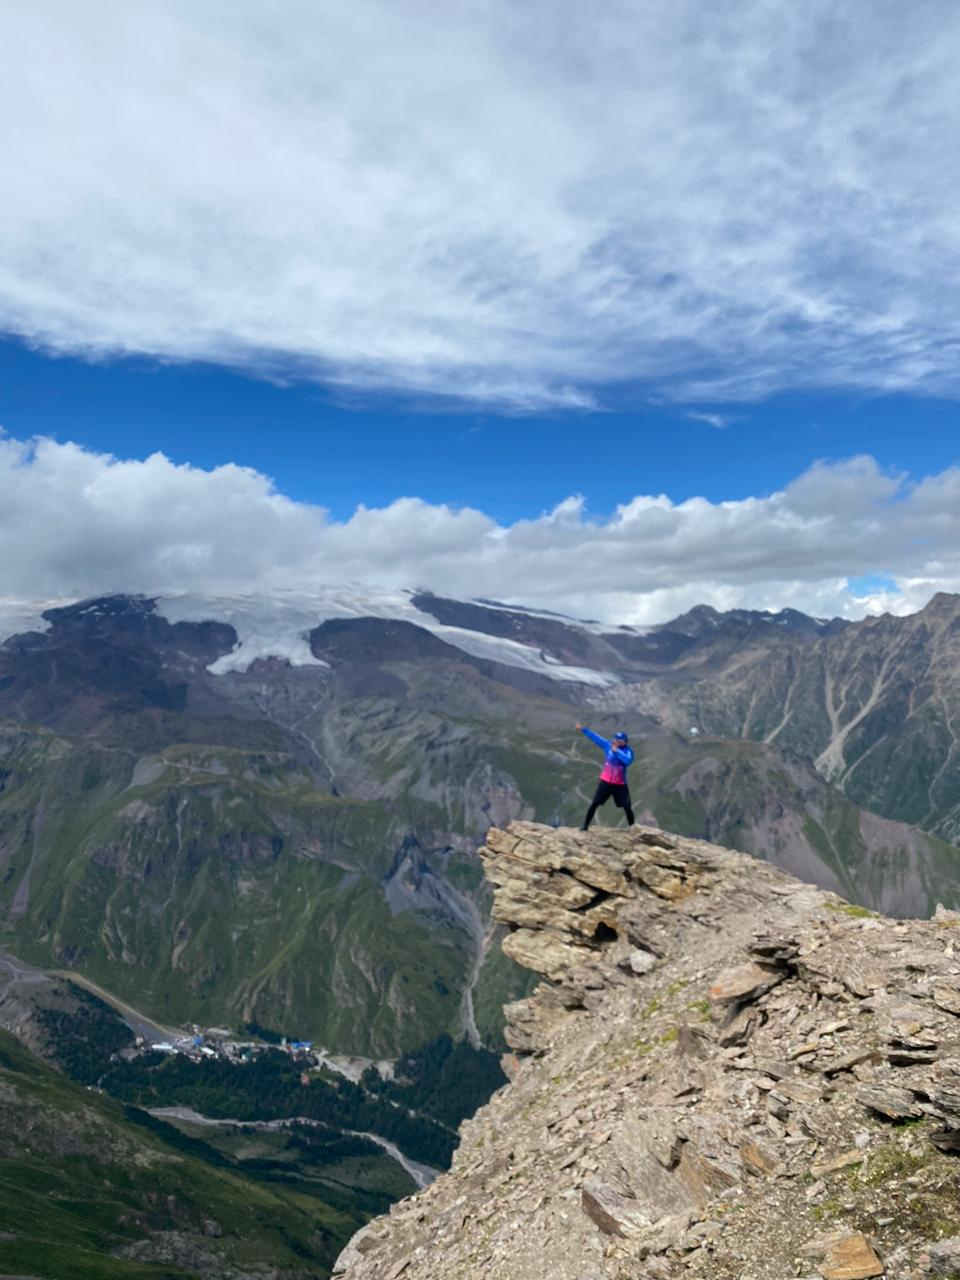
[0,585,849,695]
[2,584,960,1070]
[157,588,623,686]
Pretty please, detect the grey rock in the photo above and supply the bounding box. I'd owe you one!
[856,1083,924,1120]
[625,948,658,976]
[926,1236,960,1276]
[334,822,960,1280]
[708,962,784,1005]
[718,1005,760,1047]
[580,1178,649,1237]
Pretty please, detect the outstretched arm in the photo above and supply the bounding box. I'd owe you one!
[576,724,609,751]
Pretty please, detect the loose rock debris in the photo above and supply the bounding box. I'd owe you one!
[335,823,960,1280]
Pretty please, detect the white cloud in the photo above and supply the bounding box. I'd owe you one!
[4,435,960,636]
[2,2,960,407]
[685,412,737,430]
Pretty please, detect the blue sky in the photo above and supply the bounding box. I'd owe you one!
[3,1,960,625]
[3,336,959,525]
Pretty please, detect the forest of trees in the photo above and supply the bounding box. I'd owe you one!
[36,983,135,1084]
[103,1049,458,1167]
[122,1108,398,1217]
[363,1035,506,1129]
[38,992,506,1171]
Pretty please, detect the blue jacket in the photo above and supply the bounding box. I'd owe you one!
[582,727,634,785]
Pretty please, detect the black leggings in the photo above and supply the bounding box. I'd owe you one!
[582,780,634,829]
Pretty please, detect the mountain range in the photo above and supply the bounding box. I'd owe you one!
[4,587,960,1276]
[2,588,960,1065]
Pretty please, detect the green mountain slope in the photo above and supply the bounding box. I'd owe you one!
[0,1028,398,1280]
[0,719,491,1057]
[3,688,959,1061]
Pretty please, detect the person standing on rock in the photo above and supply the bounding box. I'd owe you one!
[576,725,635,830]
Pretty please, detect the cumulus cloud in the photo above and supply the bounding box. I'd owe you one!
[2,2,960,407]
[3,434,960,633]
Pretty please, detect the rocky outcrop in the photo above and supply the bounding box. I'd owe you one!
[335,822,960,1280]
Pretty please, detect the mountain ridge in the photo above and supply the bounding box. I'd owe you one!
[3,590,960,1059]
[333,821,960,1280]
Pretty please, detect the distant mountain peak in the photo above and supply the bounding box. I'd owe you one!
[920,591,960,616]
[660,602,848,638]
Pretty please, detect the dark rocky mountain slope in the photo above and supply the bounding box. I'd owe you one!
[612,593,960,843]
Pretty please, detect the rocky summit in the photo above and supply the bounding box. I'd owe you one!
[334,822,960,1280]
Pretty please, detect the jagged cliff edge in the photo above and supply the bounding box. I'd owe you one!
[334,822,960,1280]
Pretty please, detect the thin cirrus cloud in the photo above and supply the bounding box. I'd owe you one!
[685,412,737,430]
[2,2,960,409]
[1,434,959,634]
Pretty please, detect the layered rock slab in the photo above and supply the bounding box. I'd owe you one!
[334,822,960,1280]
